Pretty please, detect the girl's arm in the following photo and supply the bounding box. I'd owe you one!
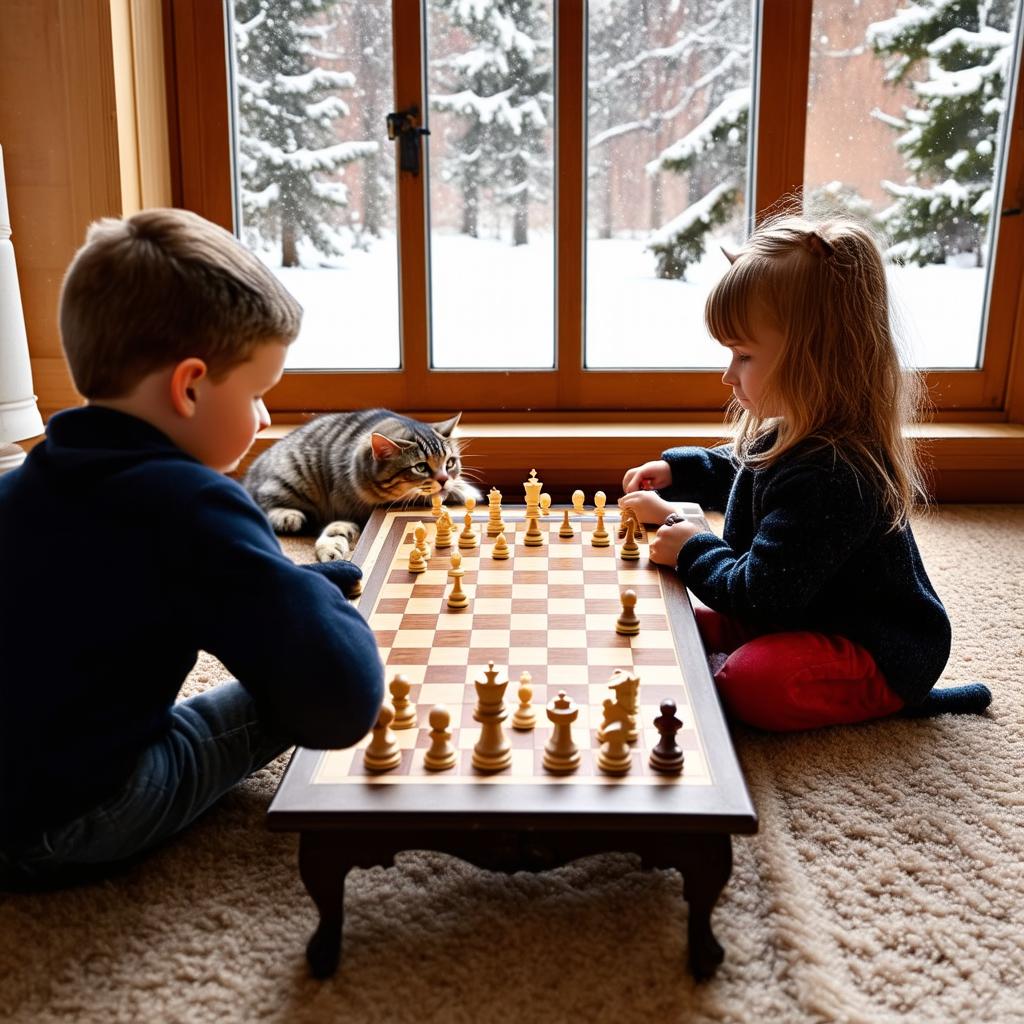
[660,444,738,511]
[674,462,876,623]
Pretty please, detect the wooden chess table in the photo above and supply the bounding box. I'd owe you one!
[268,504,757,979]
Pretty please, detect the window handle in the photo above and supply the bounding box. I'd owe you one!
[386,106,431,176]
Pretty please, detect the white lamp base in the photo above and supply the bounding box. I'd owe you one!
[0,440,27,475]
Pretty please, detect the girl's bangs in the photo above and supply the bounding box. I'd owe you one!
[705,262,763,344]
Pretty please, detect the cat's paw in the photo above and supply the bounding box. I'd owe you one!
[267,507,307,534]
[315,521,362,563]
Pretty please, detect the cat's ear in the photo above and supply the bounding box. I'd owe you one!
[370,432,415,461]
[721,245,740,265]
[431,412,462,438]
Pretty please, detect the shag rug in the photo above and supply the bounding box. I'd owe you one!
[2,506,1022,1024]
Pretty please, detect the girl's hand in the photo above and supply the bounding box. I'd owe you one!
[618,490,677,525]
[648,519,703,567]
[622,459,672,494]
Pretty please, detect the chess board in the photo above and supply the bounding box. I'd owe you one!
[269,503,757,980]
[313,505,713,787]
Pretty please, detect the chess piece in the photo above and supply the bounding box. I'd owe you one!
[459,497,478,548]
[616,588,640,636]
[408,541,427,574]
[543,690,580,774]
[512,670,536,730]
[617,507,645,541]
[486,487,506,536]
[619,516,640,561]
[414,522,431,562]
[591,491,610,547]
[524,469,543,520]
[559,508,574,538]
[389,673,417,730]
[608,668,640,743]
[596,693,632,744]
[431,493,443,519]
[571,489,585,515]
[447,550,469,609]
[435,509,453,549]
[597,719,633,776]
[539,493,552,517]
[491,531,510,560]
[649,698,685,775]
[472,662,512,772]
[524,511,544,547]
[363,703,401,772]
[423,704,457,771]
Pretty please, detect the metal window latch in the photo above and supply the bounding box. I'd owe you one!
[386,106,430,176]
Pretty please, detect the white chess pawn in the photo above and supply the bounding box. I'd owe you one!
[431,493,443,519]
[591,490,610,547]
[539,493,552,517]
[364,703,402,772]
[616,588,640,635]
[459,497,479,548]
[571,489,585,515]
[414,522,431,561]
[447,550,470,609]
[389,673,417,730]
[423,704,457,771]
[512,670,536,730]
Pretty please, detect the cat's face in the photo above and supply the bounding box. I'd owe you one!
[365,414,467,503]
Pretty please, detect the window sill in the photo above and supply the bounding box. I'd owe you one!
[240,419,1024,502]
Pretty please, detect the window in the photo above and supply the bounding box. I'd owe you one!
[166,0,1024,415]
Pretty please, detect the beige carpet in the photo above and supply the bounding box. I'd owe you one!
[2,505,1022,1023]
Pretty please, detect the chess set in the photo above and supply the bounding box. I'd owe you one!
[268,471,757,980]
[316,474,711,786]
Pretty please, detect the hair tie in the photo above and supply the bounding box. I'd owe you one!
[803,231,835,259]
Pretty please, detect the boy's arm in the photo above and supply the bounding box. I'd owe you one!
[183,481,384,750]
[659,444,738,511]
[674,463,875,623]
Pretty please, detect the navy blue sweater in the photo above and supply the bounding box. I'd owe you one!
[661,440,951,706]
[0,407,384,843]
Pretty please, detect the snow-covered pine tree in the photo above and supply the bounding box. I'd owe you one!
[867,0,1017,266]
[234,0,378,267]
[430,0,552,245]
[646,87,748,279]
[639,0,752,280]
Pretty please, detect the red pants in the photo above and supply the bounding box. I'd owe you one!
[695,605,904,732]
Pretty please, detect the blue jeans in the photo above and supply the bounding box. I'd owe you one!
[1,682,290,880]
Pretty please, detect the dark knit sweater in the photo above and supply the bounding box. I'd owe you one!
[0,407,384,843]
[661,440,951,706]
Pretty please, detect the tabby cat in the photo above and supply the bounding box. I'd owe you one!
[244,408,481,562]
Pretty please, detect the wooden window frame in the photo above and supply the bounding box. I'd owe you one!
[164,0,1024,419]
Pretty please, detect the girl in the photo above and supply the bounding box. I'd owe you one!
[620,215,990,731]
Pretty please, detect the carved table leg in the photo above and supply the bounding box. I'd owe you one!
[298,831,351,979]
[682,833,732,979]
[640,831,733,979]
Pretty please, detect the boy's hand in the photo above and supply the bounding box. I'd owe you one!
[618,490,677,525]
[622,460,672,494]
[648,519,703,567]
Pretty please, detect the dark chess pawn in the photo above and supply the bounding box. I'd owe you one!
[648,698,685,775]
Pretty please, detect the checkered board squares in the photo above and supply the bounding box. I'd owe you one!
[314,507,712,787]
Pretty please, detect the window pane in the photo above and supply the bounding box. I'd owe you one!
[805,0,1021,368]
[230,0,399,370]
[586,0,754,369]
[425,0,555,369]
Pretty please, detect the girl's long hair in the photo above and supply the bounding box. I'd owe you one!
[705,214,927,530]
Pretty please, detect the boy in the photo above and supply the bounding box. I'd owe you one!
[0,209,384,880]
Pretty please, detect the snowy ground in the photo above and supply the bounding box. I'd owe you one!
[275,233,984,373]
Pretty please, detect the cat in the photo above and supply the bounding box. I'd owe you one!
[244,408,481,562]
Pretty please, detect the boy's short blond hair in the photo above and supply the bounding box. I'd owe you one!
[60,208,302,398]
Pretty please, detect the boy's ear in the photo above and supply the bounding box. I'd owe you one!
[168,358,208,418]
[432,412,462,438]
